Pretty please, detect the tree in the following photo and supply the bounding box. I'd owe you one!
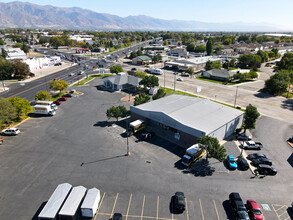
[247,70,258,79]
[243,104,260,132]
[49,80,68,93]
[238,54,261,70]
[257,50,269,63]
[35,91,52,101]
[152,88,166,100]
[206,38,213,56]
[136,50,143,56]
[1,48,8,58]
[163,40,168,46]
[223,62,230,69]
[0,38,5,45]
[22,43,29,54]
[0,58,13,79]
[106,105,127,121]
[277,52,293,70]
[110,65,124,74]
[134,71,147,79]
[153,54,162,63]
[230,58,236,67]
[8,97,31,120]
[0,97,17,126]
[141,75,159,89]
[197,136,227,162]
[223,38,232,45]
[263,70,291,95]
[205,60,213,71]
[134,93,150,106]
[129,51,137,59]
[194,45,206,53]
[205,60,222,71]
[185,67,194,75]
[12,59,30,79]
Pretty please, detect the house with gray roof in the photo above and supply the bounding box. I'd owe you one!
[202,69,235,81]
[103,73,142,91]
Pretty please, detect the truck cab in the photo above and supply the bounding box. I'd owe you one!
[182,144,206,166]
[128,119,145,136]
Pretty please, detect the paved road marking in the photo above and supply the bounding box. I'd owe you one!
[125,194,132,220]
[199,198,204,220]
[272,204,290,220]
[185,198,189,220]
[110,193,119,218]
[141,195,146,220]
[94,192,106,220]
[213,200,220,220]
[157,196,159,220]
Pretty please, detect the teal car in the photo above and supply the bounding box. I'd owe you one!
[227,154,237,170]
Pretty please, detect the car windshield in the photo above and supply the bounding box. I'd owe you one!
[182,157,190,164]
[238,207,247,212]
[253,209,262,215]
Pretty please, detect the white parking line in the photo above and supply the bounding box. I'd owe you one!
[213,200,220,220]
[199,199,204,220]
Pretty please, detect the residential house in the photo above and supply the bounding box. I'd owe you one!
[166,39,178,45]
[132,55,152,65]
[202,69,235,81]
[103,73,142,91]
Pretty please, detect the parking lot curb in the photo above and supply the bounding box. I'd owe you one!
[12,117,31,128]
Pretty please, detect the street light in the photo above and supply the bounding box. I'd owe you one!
[126,118,130,156]
[233,86,239,108]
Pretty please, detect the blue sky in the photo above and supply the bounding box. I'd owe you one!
[1,0,293,29]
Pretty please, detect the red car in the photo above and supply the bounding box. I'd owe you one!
[53,100,61,105]
[246,200,263,220]
[58,97,67,101]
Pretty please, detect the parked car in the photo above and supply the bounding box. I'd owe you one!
[226,155,237,170]
[229,192,249,220]
[236,133,252,141]
[1,128,20,136]
[53,100,61,105]
[69,73,75,76]
[288,135,293,143]
[141,131,155,140]
[174,192,186,212]
[78,70,84,75]
[237,157,249,170]
[62,93,73,98]
[241,141,263,150]
[0,137,3,145]
[112,213,122,220]
[58,97,67,101]
[246,199,264,220]
[247,153,267,160]
[251,158,272,166]
[256,164,277,175]
[131,68,137,71]
[177,78,183,81]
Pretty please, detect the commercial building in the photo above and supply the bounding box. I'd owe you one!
[103,72,141,91]
[130,95,244,144]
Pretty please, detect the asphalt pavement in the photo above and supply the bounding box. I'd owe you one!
[0,78,292,220]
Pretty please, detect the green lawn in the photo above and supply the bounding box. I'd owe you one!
[74,74,112,86]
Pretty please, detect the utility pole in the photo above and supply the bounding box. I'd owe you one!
[126,118,130,156]
[1,75,5,91]
[234,86,239,108]
[174,72,176,92]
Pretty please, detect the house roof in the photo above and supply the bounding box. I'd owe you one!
[131,95,244,136]
[134,55,152,61]
[205,69,235,78]
[104,73,142,87]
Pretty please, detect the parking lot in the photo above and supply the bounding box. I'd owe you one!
[0,77,292,220]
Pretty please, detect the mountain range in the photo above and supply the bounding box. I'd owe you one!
[0,1,280,31]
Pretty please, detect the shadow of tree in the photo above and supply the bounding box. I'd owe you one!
[182,159,216,177]
[281,99,293,111]
[253,92,275,99]
[93,121,112,127]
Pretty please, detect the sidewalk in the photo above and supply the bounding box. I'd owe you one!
[23,61,76,83]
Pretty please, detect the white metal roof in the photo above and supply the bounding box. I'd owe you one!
[81,188,100,210]
[38,183,72,219]
[130,119,144,127]
[59,186,87,216]
[131,95,243,136]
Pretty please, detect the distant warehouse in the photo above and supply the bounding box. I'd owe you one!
[130,95,244,143]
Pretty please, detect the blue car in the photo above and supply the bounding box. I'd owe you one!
[227,154,237,170]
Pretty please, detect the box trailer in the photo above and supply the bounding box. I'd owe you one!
[35,101,58,110]
[81,188,101,218]
[38,183,72,220]
[59,186,87,220]
[181,144,206,166]
[33,105,56,116]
